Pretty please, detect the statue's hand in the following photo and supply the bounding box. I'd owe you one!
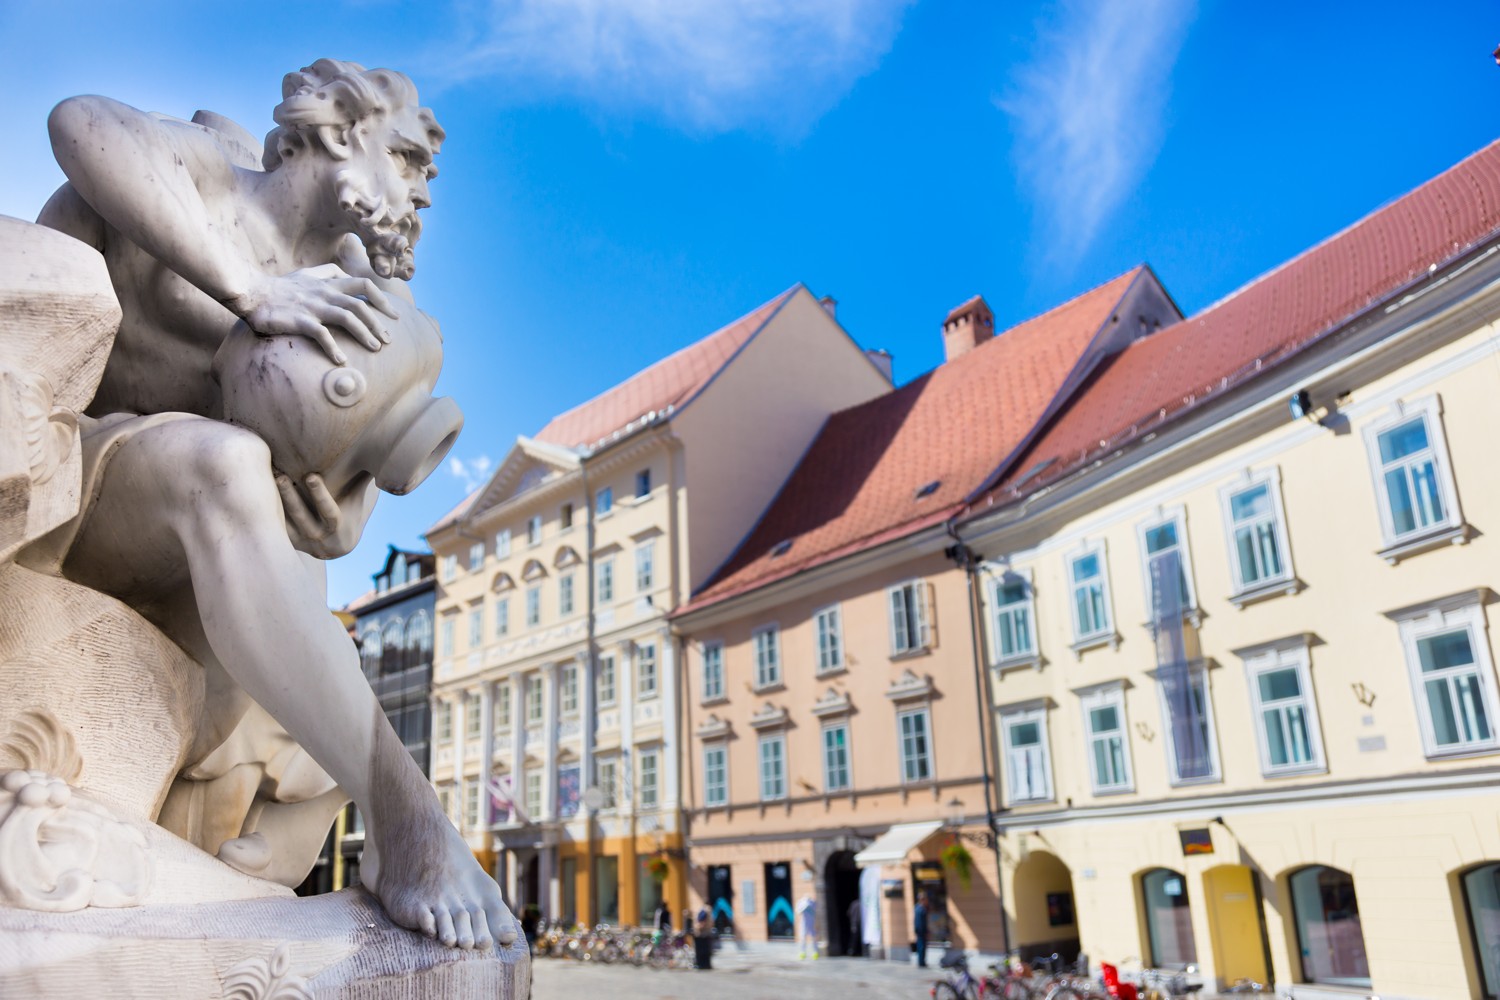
[229,264,398,366]
[277,472,365,559]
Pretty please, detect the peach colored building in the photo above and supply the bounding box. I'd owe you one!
[673,271,1181,958]
[954,142,1500,997]
[425,287,891,928]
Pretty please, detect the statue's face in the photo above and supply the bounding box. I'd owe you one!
[334,112,439,280]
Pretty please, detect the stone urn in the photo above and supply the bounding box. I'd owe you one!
[212,297,462,497]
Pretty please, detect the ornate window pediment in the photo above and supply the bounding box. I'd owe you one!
[696,713,731,740]
[885,669,934,702]
[554,546,582,569]
[811,687,852,718]
[492,571,516,593]
[748,703,790,731]
[520,558,548,582]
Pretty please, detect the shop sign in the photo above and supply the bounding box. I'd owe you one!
[1179,828,1214,856]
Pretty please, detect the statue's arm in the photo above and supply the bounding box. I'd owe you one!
[47,96,256,308]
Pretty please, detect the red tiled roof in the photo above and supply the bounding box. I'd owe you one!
[686,268,1149,609]
[982,140,1500,506]
[533,287,800,450]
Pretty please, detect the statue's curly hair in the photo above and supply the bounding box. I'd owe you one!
[262,58,444,170]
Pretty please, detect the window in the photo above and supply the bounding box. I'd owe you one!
[495,528,511,559]
[635,542,655,593]
[560,502,574,530]
[822,723,851,792]
[435,700,452,742]
[527,514,543,547]
[1068,545,1114,642]
[495,683,512,732]
[596,654,617,706]
[463,781,480,830]
[1461,863,1500,1000]
[468,607,483,649]
[597,757,618,809]
[1242,642,1325,775]
[494,597,509,637]
[636,642,659,698]
[888,580,933,655]
[758,734,786,801]
[1395,600,1500,756]
[561,664,578,715]
[359,627,381,678]
[441,553,457,582]
[524,770,543,819]
[639,749,659,809]
[1289,866,1370,987]
[469,541,485,572]
[438,783,454,822]
[1081,685,1133,793]
[1364,398,1462,550]
[1138,510,1196,618]
[635,468,651,499]
[596,486,613,516]
[1220,473,1294,594]
[597,558,614,604]
[898,707,932,783]
[1000,706,1052,803]
[989,573,1037,664]
[702,642,724,701]
[404,614,432,670]
[440,617,455,658]
[525,674,544,724]
[814,605,843,673]
[1141,868,1197,969]
[753,626,781,688]
[559,574,575,616]
[381,619,403,674]
[464,696,481,740]
[525,585,541,627]
[1156,665,1219,784]
[703,745,727,807]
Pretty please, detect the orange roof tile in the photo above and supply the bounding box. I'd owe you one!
[686,268,1151,610]
[983,140,1500,506]
[533,286,800,450]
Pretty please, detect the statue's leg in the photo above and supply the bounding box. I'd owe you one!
[62,417,515,949]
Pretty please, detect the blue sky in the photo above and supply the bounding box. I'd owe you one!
[2,1,1496,607]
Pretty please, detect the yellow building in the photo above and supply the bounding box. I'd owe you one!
[956,142,1500,997]
[424,286,890,927]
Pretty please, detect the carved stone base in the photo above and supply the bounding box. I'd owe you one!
[0,887,530,998]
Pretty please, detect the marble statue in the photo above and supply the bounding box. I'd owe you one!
[0,60,527,996]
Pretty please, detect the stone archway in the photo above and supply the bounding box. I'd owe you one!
[824,850,861,956]
[1012,850,1079,964]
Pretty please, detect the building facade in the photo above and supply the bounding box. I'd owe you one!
[425,286,892,928]
[957,141,1500,998]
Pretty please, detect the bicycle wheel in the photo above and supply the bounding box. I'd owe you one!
[933,984,964,1000]
[990,980,1034,1000]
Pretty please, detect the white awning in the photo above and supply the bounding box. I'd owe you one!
[854,820,944,867]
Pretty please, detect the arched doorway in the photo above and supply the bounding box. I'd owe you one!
[1012,850,1080,964]
[1203,864,1270,984]
[1140,867,1196,968]
[824,851,861,956]
[1287,865,1369,987]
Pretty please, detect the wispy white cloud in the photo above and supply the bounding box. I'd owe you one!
[448,453,494,492]
[429,0,914,133]
[1001,0,1196,262]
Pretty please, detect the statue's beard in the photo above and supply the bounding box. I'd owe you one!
[334,171,421,281]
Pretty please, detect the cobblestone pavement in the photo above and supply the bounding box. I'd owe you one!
[531,948,944,1000]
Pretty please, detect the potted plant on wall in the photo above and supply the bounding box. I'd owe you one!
[646,854,671,883]
[941,839,974,890]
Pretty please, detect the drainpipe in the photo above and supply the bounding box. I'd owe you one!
[579,454,597,924]
[944,522,1010,955]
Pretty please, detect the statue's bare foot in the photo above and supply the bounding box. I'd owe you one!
[363,807,516,951]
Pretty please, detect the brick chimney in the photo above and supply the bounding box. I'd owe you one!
[942,295,994,362]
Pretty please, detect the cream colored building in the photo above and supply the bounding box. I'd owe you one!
[424,286,890,927]
[957,142,1500,997]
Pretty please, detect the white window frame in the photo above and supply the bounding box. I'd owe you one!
[635,468,652,499]
[439,617,455,658]
[1137,506,1199,621]
[494,596,509,637]
[435,700,453,742]
[463,780,480,831]
[639,748,659,809]
[887,580,934,656]
[1394,598,1500,758]
[596,486,614,516]
[597,654,616,706]
[526,514,543,548]
[1240,640,1326,776]
[753,625,781,689]
[636,542,655,593]
[814,604,844,674]
[559,574,575,616]
[897,706,933,784]
[1362,396,1465,558]
[999,704,1054,804]
[1219,468,1296,598]
[1079,684,1133,794]
[495,684,512,733]
[1067,541,1116,646]
[464,695,482,740]
[440,553,457,583]
[524,770,543,819]
[703,744,728,807]
[987,568,1038,667]
[560,501,574,530]
[1154,664,1221,786]
[597,557,615,604]
[525,585,541,627]
[597,757,618,810]
[701,641,725,701]
[469,541,485,573]
[822,721,851,792]
[468,607,483,649]
[637,641,659,699]
[561,663,579,716]
[525,673,544,724]
[758,733,787,802]
[495,528,512,559]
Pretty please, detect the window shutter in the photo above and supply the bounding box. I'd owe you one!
[889,587,907,654]
[918,581,936,649]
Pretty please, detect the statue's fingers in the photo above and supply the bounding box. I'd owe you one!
[275,474,321,540]
[348,277,398,319]
[319,306,380,353]
[337,294,389,346]
[289,314,347,365]
[303,473,341,527]
[303,262,347,279]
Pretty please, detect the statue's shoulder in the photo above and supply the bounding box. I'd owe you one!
[187,110,264,171]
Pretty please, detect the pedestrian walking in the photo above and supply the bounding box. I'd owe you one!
[654,901,672,934]
[847,896,863,957]
[795,893,818,959]
[694,908,714,969]
[913,892,929,968]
